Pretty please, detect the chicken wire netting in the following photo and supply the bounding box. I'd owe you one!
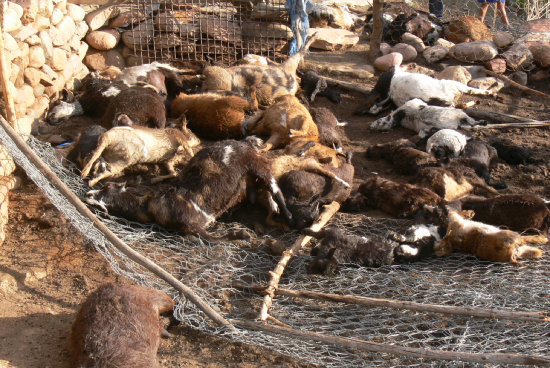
[1,128,549,367]
[120,0,290,65]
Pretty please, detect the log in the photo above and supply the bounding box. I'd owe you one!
[234,282,550,322]
[0,115,234,330]
[322,75,372,95]
[463,107,549,124]
[258,201,341,322]
[233,319,550,366]
[369,0,384,62]
[465,122,550,130]
[481,67,550,101]
[0,3,17,128]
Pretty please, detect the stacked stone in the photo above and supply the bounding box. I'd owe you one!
[82,2,295,69]
[2,0,89,135]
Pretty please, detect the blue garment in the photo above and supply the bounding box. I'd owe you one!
[286,0,312,55]
[429,0,444,18]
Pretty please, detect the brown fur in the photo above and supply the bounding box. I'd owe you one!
[443,16,493,44]
[357,176,444,218]
[285,140,345,168]
[71,283,174,368]
[461,194,550,233]
[81,121,200,186]
[366,139,438,175]
[170,92,254,140]
[434,210,546,262]
[246,95,319,152]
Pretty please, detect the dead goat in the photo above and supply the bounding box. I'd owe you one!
[201,33,317,107]
[369,98,478,137]
[366,139,438,175]
[245,95,319,152]
[170,92,255,140]
[426,129,468,160]
[300,70,342,104]
[353,176,445,219]
[102,85,167,129]
[85,140,293,237]
[454,139,505,189]
[66,125,107,170]
[309,107,346,151]
[490,139,536,165]
[285,139,348,168]
[413,164,499,201]
[71,283,175,368]
[461,194,550,233]
[434,210,547,263]
[389,223,442,263]
[80,119,199,186]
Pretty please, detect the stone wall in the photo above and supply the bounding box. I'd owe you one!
[2,0,89,135]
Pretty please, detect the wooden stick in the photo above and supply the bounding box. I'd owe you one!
[233,319,550,366]
[481,67,550,101]
[369,0,384,62]
[235,282,550,322]
[0,3,18,128]
[322,75,372,95]
[258,201,340,322]
[0,115,234,330]
[464,122,550,130]
[463,107,543,124]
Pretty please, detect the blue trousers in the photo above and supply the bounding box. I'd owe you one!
[429,0,444,17]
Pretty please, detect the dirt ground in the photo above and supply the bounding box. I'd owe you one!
[1,46,550,367]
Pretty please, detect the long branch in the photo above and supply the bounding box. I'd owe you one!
[481,67,550,101]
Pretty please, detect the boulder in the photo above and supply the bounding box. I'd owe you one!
[121,19,154,48]
[3,7,22,32]
[374,52,403,71]
[437,65,471,84]
[85,5,120,31]
[484,58,506,74]
[0,271,18,295]
[380,42,392,55]
[468,77,504,92]
[307,27,359,51]
[423,45,448,63]
[50,47,67,71]
[109,10,147,28]
[528,42,550,67]
[434,38,455,49]
[66,3,85,22]
[493,31,514,48]
[401,32,425,53]
[502,42,533,70]
[14,84,35,107]
[84,48,124,71]
[28,45,46,68]
[391,43,417,62]
[153,11,196,36]
[86,28,120,51]
[449,41,498,63]
[509,71,528,86]
[443,15,492,44]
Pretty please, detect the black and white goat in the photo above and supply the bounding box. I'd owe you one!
[355,65,496,115]
[370,98,478,137]
[426,129,468,160]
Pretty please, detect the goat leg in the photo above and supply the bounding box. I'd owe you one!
[81,134,111,178]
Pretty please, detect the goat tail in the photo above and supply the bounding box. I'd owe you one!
[515,245,544,260]
[520,234,548,245]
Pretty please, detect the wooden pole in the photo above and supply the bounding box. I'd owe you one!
[369,0,384,62]
[233,319,550,366]
[0,115,234,330]
[481,67,550,101]
[0,3,18,128]
[322,75,372,95]
[463,107,545,124]
[235,282,550,322]
[258,201,340,321]
[464,122,550,129]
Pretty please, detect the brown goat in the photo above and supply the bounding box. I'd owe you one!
[201,33,317,107]
[309,107,346,151]
[434,210,547,263]
[285,139,347,168]
[80,119,199,186]
[71,283,175,368]
[170,92,255,140]
[443,15,492,44]
[366,139,438,175]
[356,176,445,218]
[461,194,550,233]
[245,95,319,152]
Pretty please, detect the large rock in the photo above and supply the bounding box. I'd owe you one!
[14,84,35,107]
[528,42,550,67]
[307,27,359,51]
[401,32,425,53]
[521,18,550,33]
[443,15,492,44]
[109,10,147,28]
[493,31,514,48]
[74,20,89,39]
[121,19,154,48]
[86,28,120,51]
[66,3,85,22]
[28,45,45,68]
[85,5,120,31]
[423,45,448,63]
[0,271,18,295]
[449,41,498,63]
[374,52,403,71]
[391,43,417,62]
[153,11,196,36]
[509,71,528,86]
[50,48,67,71]
[468,77,504,92]
[484,58,506,74]
[435,38,455,49]
[437,65,471,85]
[502,42,533,70]
[84,48,124,71]
[380,42,392,55]
[3,7,22,32]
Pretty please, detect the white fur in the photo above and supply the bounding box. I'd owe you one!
[399,244,419,256]
[102,86,121,97]
[450,211,501,235]
[426,129,468,158]
[222,145,234,165]
[409,224,441,242]
[370,98,477,136]
[190,200,215,227]
[48,101,84,122]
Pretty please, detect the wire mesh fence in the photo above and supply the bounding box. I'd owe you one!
[1,127,549,367]
[121,0,290,65]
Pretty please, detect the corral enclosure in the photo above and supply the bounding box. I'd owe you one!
[1,0,550,367]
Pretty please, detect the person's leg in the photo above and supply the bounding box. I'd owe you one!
[429,0,444,18]
[497,1,511,27]
[478,2,490,22]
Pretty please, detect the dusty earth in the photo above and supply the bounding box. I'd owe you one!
[1,43,550,368]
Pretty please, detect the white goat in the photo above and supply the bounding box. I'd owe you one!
[426,129,468,160]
